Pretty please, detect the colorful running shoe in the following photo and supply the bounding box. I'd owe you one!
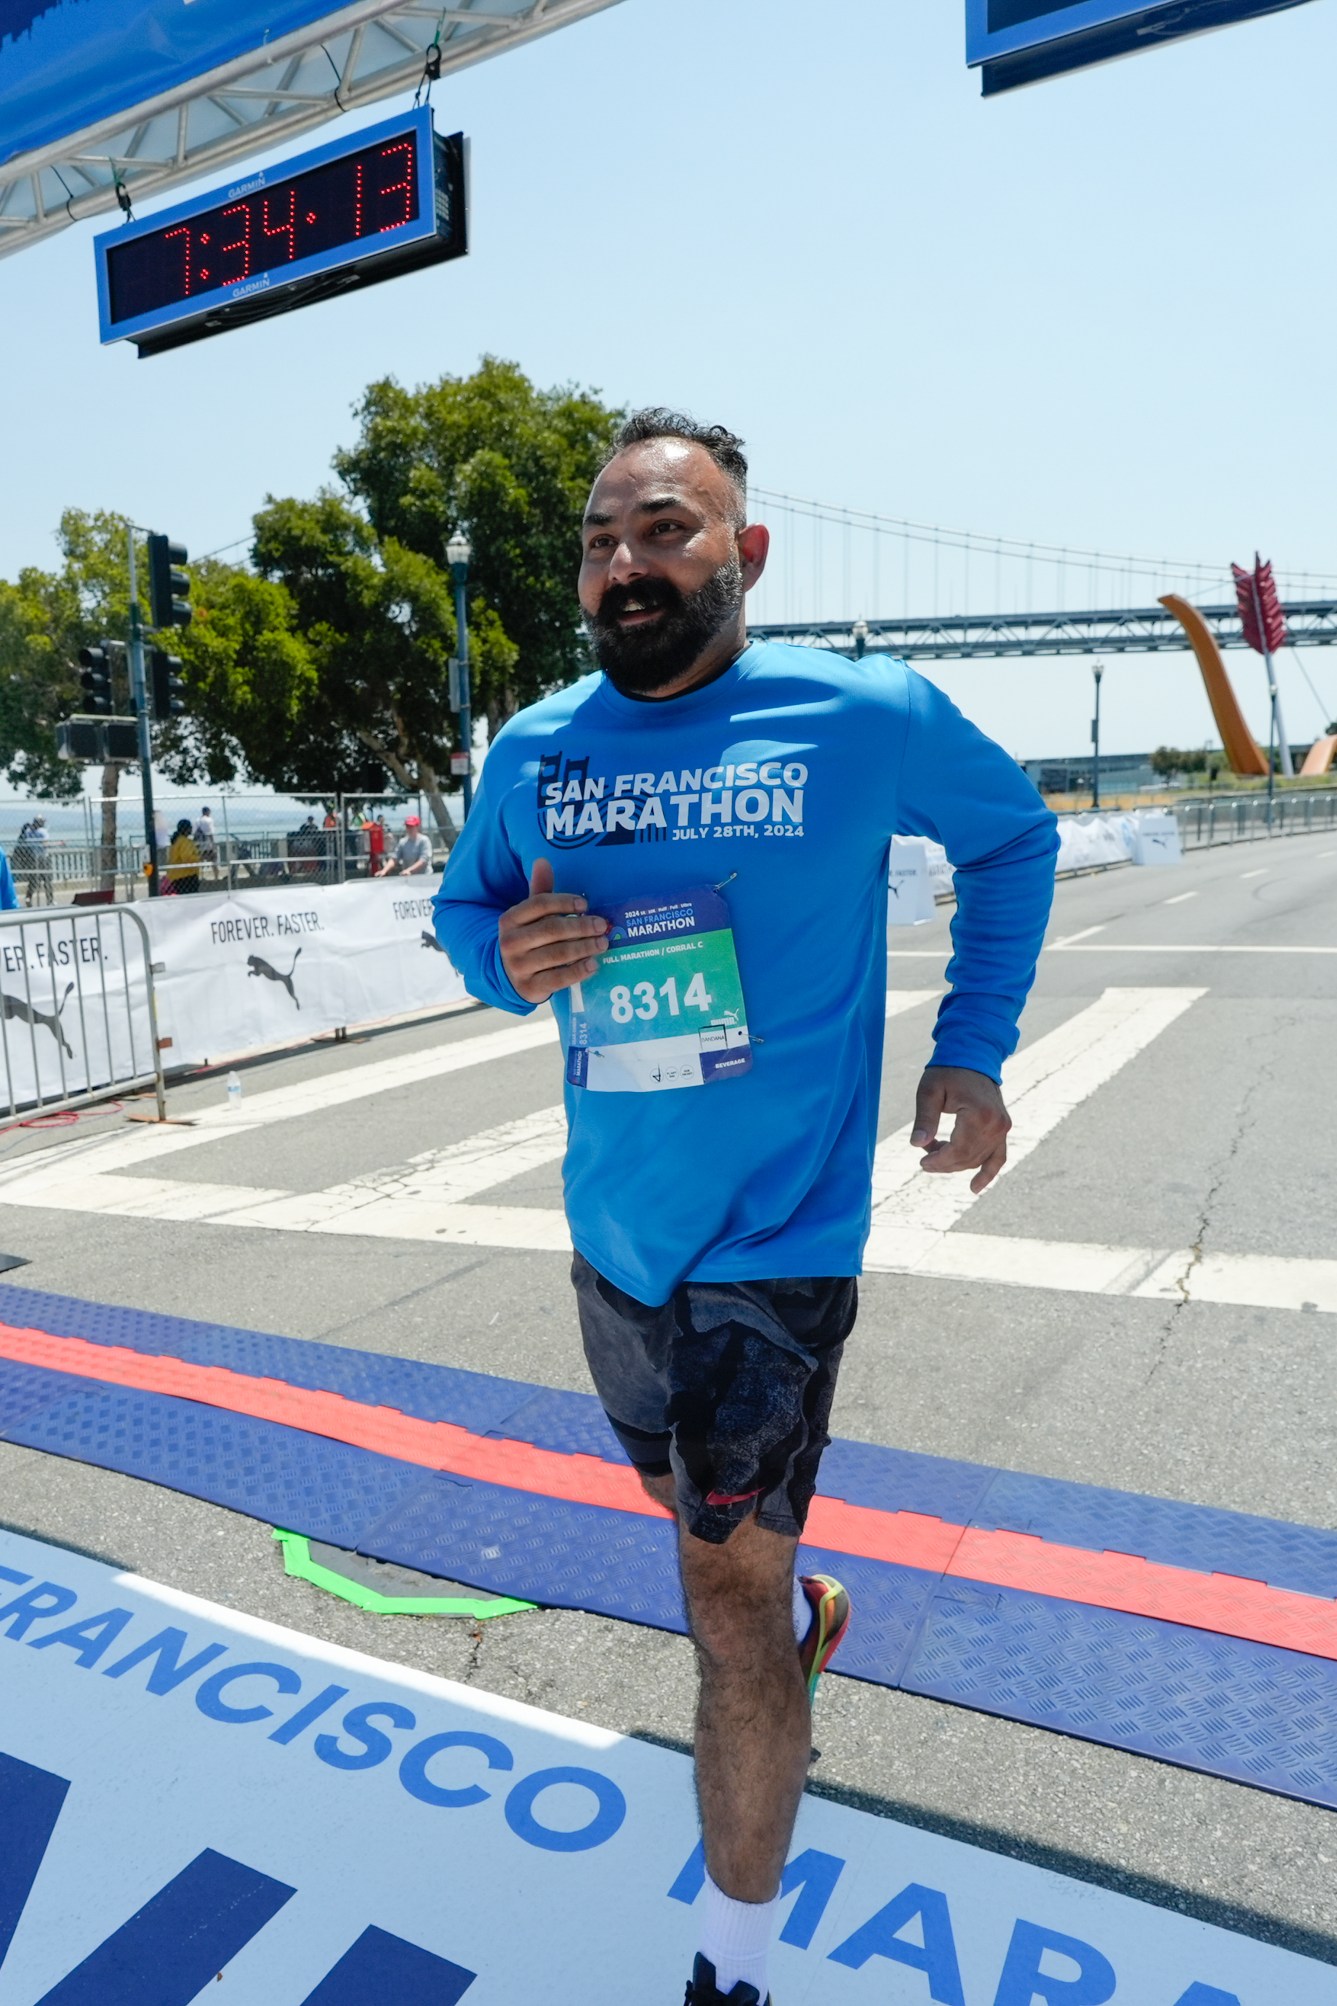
[683,1952,770,2004]
[797,1572,850,1699]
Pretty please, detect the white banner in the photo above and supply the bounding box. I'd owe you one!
[142,878,468,1068]
[0,910,156,1109]
[1056,815,1133,872]
[2,1531,1332,2004]
[1126,809,1184,867]
[887,837,938,927]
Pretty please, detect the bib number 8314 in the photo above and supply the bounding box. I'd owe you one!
[609,972,712,1024]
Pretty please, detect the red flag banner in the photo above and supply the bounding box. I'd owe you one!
[1232,555,1289,656]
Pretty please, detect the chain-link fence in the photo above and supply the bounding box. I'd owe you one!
[3,784,1333,909]
[0,791,459,904]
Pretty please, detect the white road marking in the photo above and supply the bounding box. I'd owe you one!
[1052,923,1106,945]
[883,1233,1337,1313]
[0,991,936,1235]
[1162,891,1197,905]
[6,983,1332,1314]
[0,1014,562,1193]
[885,989,939,1018]
[865,988,1204,1271]
[221,1105,569,1236]
[1241,867,1268,880]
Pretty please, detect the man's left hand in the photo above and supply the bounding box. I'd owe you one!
[910,1066,1011,1194]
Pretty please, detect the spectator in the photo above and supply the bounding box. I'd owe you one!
[0,840,18,911]
[366,815,387,876]
[12,820,35,883]
[193,806,218,878]
[22,815,52,907]
[377,813,432,877]
[288,813,322,880]
[166,817,201,894]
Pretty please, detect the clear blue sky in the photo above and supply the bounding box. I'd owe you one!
[2,0,1335,762]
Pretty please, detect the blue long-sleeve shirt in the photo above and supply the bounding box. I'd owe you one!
[434,642,1057,1303]
[0,849,17,911]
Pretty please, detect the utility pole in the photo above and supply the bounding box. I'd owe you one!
[447,529,474,819]
[126,529,159,898]
[1091,661,1104,812]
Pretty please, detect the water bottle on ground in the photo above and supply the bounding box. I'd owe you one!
[226,1070,242,1111]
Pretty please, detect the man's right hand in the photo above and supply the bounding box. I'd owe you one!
[499,858,608,1003]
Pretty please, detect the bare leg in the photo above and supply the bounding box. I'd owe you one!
[682,1518,808,1902]
[639,1464,807,1908]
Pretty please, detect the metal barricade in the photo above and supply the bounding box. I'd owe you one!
[1172,788,1337,852]
[0,905,165,1122]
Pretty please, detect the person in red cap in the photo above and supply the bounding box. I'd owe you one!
[377,813,433,877]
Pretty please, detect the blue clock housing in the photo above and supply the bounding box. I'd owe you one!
[94,106,466,355]
[965,0,1313,93]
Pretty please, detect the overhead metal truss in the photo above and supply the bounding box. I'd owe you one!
[750,602,1337,661]
[0,0,622,260]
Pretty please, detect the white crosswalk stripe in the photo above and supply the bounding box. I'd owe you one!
[864,988,1204,1271]
[2,983,1333,1316]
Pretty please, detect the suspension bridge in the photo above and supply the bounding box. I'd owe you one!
[745,488,1337,688]
[748,602,1337,660]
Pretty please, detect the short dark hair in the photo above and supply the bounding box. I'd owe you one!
[606,408,748,523]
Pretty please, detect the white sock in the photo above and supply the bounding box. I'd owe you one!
[792,1573,810,1647]
[701,1872,778,1997]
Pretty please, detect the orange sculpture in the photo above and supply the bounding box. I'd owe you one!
[1158,594,1269,777]
[1300,735,1337,777]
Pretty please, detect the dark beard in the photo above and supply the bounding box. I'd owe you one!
[585,556,743,696]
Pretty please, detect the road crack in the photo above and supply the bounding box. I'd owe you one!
[1146,1010,1300,1379]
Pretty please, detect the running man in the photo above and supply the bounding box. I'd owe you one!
[433,410,1057,2005]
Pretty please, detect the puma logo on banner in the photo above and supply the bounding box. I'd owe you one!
[1,981,74,1059]
[246,950,302,1008]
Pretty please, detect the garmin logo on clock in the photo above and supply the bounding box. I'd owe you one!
[537,751,807,849]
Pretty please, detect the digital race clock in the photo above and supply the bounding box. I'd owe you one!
[94,107,467,356]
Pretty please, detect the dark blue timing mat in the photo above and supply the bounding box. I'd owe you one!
[2,1284,1337,1811]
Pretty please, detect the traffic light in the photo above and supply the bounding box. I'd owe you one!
[105,718,140,762]
[149,648,186,722]
[78,643,113,713]
[57,718,104,762]
[147,532,191,629]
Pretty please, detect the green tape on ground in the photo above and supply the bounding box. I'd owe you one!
[272,1529,537,1620]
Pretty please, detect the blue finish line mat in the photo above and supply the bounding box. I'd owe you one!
[3,1285,1337,1813]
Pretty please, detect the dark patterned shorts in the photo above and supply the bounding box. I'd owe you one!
[571,1252,857,1545]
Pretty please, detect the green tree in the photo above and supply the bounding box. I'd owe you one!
[229,489,518,840]
[333,355,621,735]
[1149,745,1208,780]
[0,569,83,805]
[0,510,154,882]
[159,560,317,792]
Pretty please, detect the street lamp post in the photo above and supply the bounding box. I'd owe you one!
[446,529,474,820]
[1090,661,1104,813]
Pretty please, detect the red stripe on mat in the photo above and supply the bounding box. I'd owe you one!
[4,1318,1337,1663]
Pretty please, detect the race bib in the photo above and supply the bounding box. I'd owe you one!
[566,885,752,1093]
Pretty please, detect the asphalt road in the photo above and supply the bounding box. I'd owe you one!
[3,827,1336,1963]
